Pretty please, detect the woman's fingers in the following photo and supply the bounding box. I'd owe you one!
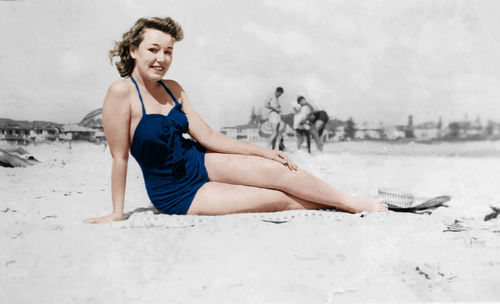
[84,214,121,224]
[266,150,298,171]
[84,216,106,224]
[275,152,298,171]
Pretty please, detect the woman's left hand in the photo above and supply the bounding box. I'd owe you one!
[265,150,298,171]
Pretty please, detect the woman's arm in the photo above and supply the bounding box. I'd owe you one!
[169,81,297,171]
[84,81,131,223]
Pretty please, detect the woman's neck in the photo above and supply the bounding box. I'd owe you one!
[130,71,161,91]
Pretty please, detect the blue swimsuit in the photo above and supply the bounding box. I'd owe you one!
[129,76,209,215]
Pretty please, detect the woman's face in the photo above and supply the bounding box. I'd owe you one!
[130,28,174,81]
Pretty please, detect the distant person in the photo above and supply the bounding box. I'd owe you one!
[84,17,387,223]
[293,96,313,153]
[264,87,285,150]
[307,110,329,151]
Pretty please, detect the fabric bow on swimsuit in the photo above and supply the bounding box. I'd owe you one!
[159,105,187,178]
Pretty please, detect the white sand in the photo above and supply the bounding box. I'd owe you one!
[1,141,500,303]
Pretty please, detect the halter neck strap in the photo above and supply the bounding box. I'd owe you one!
[130,75,146,116]
[158,80,180,106]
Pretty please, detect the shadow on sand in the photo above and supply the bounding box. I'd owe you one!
[123,206,161,220]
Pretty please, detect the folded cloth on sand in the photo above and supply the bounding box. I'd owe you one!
[0,148,33,168]
[484,203,500,222]
[376,188,451,214]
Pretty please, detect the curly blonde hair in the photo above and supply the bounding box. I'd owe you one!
[109,17,184,77]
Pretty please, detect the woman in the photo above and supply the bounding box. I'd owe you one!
[84,17,387,224]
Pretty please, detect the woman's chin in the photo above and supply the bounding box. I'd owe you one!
[147,71,166,81]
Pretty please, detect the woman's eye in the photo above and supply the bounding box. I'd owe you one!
[149,48,158,53]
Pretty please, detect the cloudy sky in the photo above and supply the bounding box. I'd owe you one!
[1,0,500,128]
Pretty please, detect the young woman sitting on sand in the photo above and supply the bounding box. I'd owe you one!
[84,17,387,224]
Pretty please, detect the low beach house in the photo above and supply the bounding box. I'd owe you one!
[220,121,260,141]
[414,122,441,141]
[31,121,60,141]
[0,119,61,144]
[60,124,97,141]
[486,121,500,139]
[354,122,383,140]
[446,120,485,140]
[0,119,31,144]
[329,126,345,142]
[382,126,406,141]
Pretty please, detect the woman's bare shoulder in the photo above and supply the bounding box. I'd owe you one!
[103,79,133,113]
[107,78,132,97]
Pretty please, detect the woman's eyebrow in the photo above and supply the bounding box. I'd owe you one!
[149,43,173,49]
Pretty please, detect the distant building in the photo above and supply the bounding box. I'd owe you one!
[486,121,500,139]
[446,118,485,140]
[323,118,345,142]
[79,108,105,142]
[220,109,262,142]
[31,121,60,141]
[220,123,260,141]
[0,118,61,144]
[60,124,97,141]
[355,122,383,140]
[414,122,441,141]
[331,125,345,142]
[383,126,406,140]
[0,119,31,144]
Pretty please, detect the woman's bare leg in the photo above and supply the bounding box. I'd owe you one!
[187,182,328,215]
[204,153,387,213]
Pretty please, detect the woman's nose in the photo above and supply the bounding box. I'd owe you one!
[157,52,165,62]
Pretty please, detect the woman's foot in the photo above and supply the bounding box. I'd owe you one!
[349,196,389,213]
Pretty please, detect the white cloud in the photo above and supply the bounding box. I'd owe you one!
[241,22,314,56]
[60,52,84,78]
[263,0,325,24]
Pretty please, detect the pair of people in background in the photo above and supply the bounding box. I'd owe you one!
[293,96,329,153]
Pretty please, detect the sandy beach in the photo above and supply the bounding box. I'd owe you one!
[1,140,500,303]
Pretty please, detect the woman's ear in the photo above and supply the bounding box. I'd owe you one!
[129,44,137,59]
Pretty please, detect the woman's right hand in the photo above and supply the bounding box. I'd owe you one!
[262,149,298,171]
[84,213,123,224]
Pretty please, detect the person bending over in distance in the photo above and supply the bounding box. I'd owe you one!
[307,109,329,152]
[84,17,387,224]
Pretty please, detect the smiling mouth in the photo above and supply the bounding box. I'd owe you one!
[152,66,164,71]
